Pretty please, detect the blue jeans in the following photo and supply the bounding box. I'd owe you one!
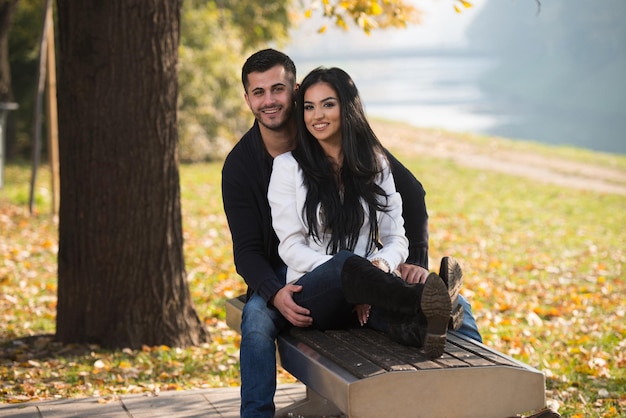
[240,251,354,417]
[456,294,483,342]
[239,251,482,416]
[239,292,288,418]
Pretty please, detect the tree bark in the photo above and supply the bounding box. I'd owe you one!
[55,0,207,348]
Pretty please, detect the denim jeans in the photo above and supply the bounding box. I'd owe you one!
[239,292,288,418]
[291,250,357,329]
[239,250,482,417]
[240,251,355,417]
[456,294,483,342]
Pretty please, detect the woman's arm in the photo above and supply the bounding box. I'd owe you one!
[369,159,409,271]
[268,153,333,278]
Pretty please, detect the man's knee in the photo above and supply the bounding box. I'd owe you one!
[242,294,283,339]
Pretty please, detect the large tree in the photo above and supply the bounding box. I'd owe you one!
[55,0,206,348]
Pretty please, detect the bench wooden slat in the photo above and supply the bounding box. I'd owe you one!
[444,339,496,367]
[326,329,418,372]
[433,346,476,368]
[290,328,386,379]
[345,328,476,369]
[347,328,444,370]
[447,333,522,367]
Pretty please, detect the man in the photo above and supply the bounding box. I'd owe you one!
[222,49,481,417]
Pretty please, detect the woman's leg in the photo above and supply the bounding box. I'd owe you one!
[340,255,451,358]
[292,250,357,330]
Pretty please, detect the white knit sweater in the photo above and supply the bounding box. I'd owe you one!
[268,151,409,284]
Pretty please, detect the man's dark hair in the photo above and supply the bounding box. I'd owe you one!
[241,49,297,91]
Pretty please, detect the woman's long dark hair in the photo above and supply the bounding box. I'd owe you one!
[293,67,389,255]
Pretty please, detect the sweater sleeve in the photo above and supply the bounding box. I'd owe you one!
[367,159,409,271]
[385,150,429,269]
[222,141,283,302]
[268,153,333,281]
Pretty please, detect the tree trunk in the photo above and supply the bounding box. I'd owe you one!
[55,0,207,348]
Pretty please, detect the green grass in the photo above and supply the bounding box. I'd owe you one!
[1,130,625,416]
[405,158,625,417]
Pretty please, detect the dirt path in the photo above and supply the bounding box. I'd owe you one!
[372,120,626,196]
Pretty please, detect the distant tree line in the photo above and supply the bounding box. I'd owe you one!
[3,0,422,163]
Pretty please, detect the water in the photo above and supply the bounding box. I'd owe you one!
[289,50,626,155]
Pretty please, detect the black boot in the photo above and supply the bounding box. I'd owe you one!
[420,272,452,358]
[341,256,451,358]
[340,255,420,314]
[439,256,464,330]
[384,272,452,358]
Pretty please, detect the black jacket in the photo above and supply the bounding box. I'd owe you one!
[222,121,429,303]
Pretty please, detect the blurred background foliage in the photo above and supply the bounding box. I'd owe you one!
[177,0,294,161]
[5,0,418,163]
[7,0,291,162]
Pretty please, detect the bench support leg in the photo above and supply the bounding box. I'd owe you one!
[275,387,344,418]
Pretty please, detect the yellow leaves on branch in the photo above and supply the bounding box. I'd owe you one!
[304,0,474,34]
[454,0,473,14]
[304,0,420,35]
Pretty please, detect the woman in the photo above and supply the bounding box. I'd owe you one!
[268,67,451,358]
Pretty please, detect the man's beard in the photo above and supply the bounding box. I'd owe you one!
[257,107,294,131]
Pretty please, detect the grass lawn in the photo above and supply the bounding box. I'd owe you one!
[1,125,625,417]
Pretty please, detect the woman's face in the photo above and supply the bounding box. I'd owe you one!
[303,82,341,148]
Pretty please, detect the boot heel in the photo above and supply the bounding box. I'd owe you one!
[421,273,451,359]
[449,302,465,330]
[440,256,463,307]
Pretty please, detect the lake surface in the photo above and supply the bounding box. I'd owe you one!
[288,50,626,155]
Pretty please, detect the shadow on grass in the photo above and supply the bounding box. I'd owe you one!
[1,334,96,361]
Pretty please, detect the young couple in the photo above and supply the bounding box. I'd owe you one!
[222,49,482,417]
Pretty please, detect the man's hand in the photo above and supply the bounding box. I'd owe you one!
[271,284,313,327]
[397,263,429,284]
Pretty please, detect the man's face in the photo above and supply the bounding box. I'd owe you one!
[244,65,296,132]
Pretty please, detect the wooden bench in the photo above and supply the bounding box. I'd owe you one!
[226,295,560,418]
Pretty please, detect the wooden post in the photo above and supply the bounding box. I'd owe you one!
[28,0,53,215]
[45,7,59,214]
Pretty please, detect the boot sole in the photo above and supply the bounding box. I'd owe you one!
[440,256,463,307]
[421,273,452,359]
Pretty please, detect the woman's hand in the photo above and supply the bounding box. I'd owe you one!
[355,304,371,326]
